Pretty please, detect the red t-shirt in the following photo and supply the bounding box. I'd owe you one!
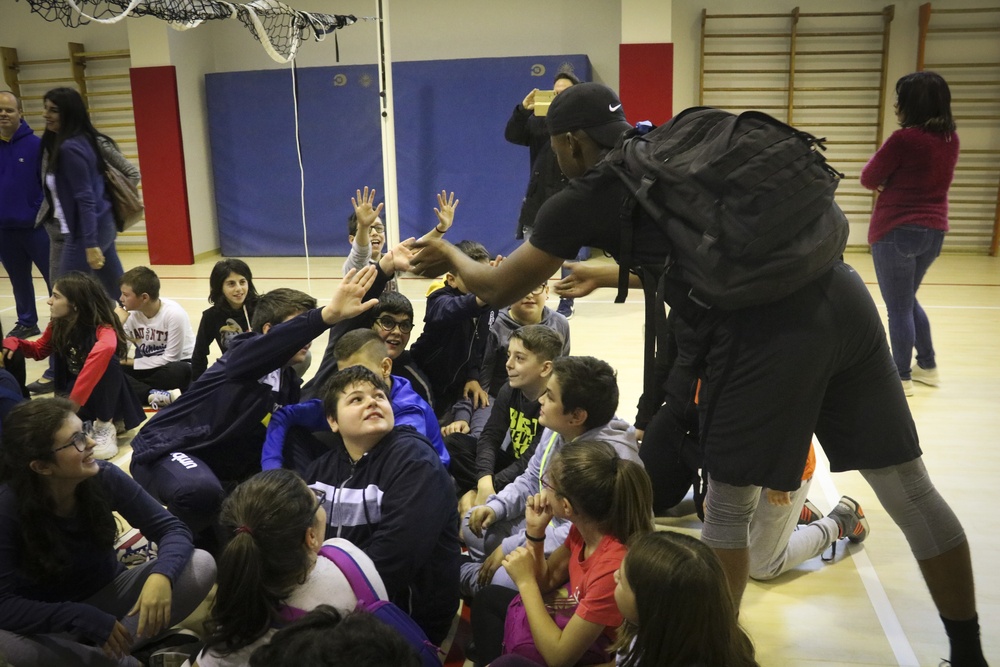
[565,525,626,635]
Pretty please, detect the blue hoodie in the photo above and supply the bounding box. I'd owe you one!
[0,120,43,229]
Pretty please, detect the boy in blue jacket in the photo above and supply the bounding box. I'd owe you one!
[129,267,379,551]
[305,366,459,645]
[260,328,448,471]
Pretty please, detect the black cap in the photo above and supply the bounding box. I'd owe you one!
[546,82,631,148]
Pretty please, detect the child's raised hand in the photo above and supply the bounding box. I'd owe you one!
[322,265,379,325]
[525,492,553,535]
[351,187,384,230]
[502,546,537,587]
[489,254,505,268]
[433,190,459,232]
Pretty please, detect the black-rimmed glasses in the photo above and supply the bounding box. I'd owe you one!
[311,487,327,511]
[53,421,93,454]
[529,284,547,295]
[375,316,413,334]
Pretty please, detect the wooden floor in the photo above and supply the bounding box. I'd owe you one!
[2,249,997,665]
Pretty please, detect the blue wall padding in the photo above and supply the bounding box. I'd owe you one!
[206,55,590,257]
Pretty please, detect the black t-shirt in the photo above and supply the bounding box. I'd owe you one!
[529,165,670,267]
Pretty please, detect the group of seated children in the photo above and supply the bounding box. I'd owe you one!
[0,184,880,667]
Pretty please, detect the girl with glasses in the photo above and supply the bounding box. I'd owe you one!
[0,397,215,667]
[196,469,388,667]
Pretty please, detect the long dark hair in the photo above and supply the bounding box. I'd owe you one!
[39,87,114,174]
[548,440,653,545]
[205,469,321,654]
[208,258,260,310]
[51,272,128,359]
[616,532,758,667]
[0,398,117,581]
[895,71,956,134]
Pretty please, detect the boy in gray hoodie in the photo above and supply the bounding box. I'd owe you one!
[459,356,641,595]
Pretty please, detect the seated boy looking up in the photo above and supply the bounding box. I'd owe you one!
[410,240,497,420]
[458,356,641,598]
[128,268,379,552]
[305,366,460,645]
[116,266,195,409]
[261,328,448,471]
[446,325,563,515]
[445,281,571,439]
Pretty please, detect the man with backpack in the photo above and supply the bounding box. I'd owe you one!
[410,83,988,667]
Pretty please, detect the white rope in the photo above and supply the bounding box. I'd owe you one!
[289,59,312,293]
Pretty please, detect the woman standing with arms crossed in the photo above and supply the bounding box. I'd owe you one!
[861,72,958,396]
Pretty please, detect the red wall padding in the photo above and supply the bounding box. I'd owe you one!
[619,43,674,126]
[129,66,194,264]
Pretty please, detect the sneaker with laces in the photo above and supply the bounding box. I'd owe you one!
[6,323,41,339]
[901,379,914,396]
[911,366,940,387]
[90,420,119,460]
[148,389,177,410]
[828,495,869,543]
[798,499,824,525]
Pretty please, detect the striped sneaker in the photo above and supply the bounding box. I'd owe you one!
[829,495,869,543]
[798,499,824,525]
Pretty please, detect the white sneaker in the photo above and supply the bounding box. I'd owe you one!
[901,379,914,396]
[91,420,119,460]
[911,366,940,387]
[148,389,180,410]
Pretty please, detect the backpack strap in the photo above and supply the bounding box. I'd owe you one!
[319,545,381,607]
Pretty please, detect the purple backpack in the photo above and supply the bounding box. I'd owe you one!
[279,545,441,667]
[502,586,612,665]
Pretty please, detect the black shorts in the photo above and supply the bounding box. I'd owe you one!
[696,261,921,490]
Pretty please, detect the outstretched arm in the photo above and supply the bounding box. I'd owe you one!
[417,190,459,244]
[411,239,563,308]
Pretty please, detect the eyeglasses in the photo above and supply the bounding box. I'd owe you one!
[375,316,413,334]
[540,473,559,494]
[529,285,547,296]
[370,225,385,234]
[53,421,93,454]
[310,487,327,511]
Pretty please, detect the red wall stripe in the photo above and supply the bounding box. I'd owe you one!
[619,43,674,126]
[129,66,194,264]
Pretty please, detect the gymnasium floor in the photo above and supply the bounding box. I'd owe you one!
[1,248,997,666]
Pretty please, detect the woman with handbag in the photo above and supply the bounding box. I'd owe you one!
[39,87,128,301]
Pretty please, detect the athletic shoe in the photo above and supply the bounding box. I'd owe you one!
[828,495,869,543]
[6,323,41,339]
[114,419,126,435]
[91,420,119,460]
[911,366,940,387]
[115,527,157,566]
[557,298,575,319]
[148,389,178,410]
[26,377,55,395]
[901,379,914,396]
[798,499,824,525]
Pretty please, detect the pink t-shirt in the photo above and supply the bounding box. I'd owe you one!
[565,526,627,636]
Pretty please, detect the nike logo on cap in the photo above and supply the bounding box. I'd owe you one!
[609,104,622,112]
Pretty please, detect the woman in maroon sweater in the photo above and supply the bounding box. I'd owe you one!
[861,71,958,395]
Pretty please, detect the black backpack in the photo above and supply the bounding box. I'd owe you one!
[605,107,849,431]
[607,106,849,311]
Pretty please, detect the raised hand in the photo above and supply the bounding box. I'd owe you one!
[433,190,459,232]
[351,186,384,231]
[322,265,379,325]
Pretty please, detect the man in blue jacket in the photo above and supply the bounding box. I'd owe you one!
[0,91,49,339]
[305,365,459,646]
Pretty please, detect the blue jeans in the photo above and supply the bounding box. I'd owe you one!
[871,225,944,380]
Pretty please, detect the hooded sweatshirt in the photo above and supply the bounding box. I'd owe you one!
[0,120,43,229]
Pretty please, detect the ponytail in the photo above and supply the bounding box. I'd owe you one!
[551,440,654,544]
[205,469,319,654]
